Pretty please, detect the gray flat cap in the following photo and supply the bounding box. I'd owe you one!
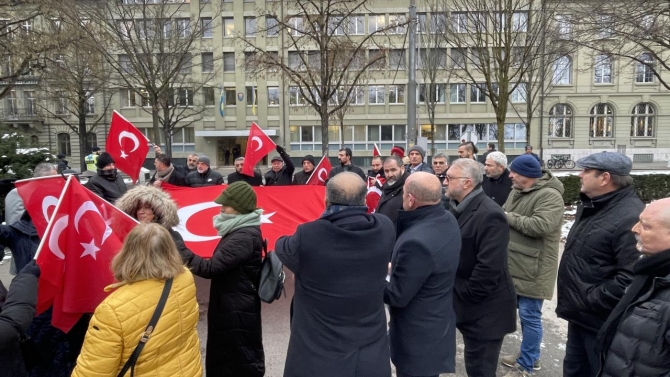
[576,152,632,176]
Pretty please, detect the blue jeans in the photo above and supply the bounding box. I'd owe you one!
[516,296,543,373]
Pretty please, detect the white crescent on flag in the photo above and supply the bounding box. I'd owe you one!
[252,136,263,152]
[41,196,59,225]
[74,201,113,245]
[48,215,68,260]
[175,202,222,242]
[317,168,328,183]
[118,131,140,153]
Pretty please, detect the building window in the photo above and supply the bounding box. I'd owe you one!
[224,88,236,105]
[170,127,195,153]
[202,52,213,72]
[631,102,655,137]
[120,89,136,107]
[594,54,612,84]
[289,86,304,105]
[176,19,191,38]
[599,15,613,39]
[470,84,486,103]
[244,52,258,73]
[503,123,527,148]
[288,51,305,71]
[451,12,468,33]
[389,85,404,104]
[548,103,572,138]
[5,90,17,116]
[289,17,303,36]
[511,84,526,103]
[367,125,405,142]
[55,91,67,115]
[512,12,528,32]
[589,103,614,138]
[223,52,235,72]
[223,18,234,37]
[368,85,385,104]
[349,15,365,35]
[119,54,133,73]
[57,133,71,156]
[369,14,385,33]
[179,55,192,74]
[450,48,465,68]
[369,49,385,70]
[203,87,215,106]
[139,89,150,107]
[555,14,572,39]
[178,88,193,107]
[450,83,465,103]
[246,86,257,106]
[245,17,257,37]
[636,53,654,83]
[419,84,446,103]
[268,87,279,105]
[389,49,406,70]
[202,18,212,38]
[416,13,427,33]
[266,17,279,37]
[552,55,571,85]
[388,14,406,34]
[347,86,365,105]
[24,91,36,115]
[85,93,95,114]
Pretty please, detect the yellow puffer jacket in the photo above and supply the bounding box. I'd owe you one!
[72,268,202,377]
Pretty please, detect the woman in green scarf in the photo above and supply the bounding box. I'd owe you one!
[177,181,265,377]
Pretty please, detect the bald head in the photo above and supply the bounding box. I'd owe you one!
[403,172,442,210]
[647,198,670,227]
[632,198,670,255]
[326,172,367,207]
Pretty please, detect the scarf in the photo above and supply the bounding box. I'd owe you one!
[320,205,369,218]
[449,187,483,215]
[596,249,670,355]
[213,209,263,237]
[98,168,118,181]
[155,164,175,182]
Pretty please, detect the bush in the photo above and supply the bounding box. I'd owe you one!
[557,174,670,204]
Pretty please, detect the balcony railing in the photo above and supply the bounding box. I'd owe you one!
[0,107,42,120]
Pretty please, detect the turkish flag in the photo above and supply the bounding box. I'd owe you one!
[305,156,332,185]
[242,122,275,177]
[35,176,138,332]
[366,175,384,213]
[106,110,150,183]
[373,143,381,157]
[162,184,325,257]
[14,175,68,237]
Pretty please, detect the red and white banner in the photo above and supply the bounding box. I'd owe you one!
[15,175,68,237]
[34,176,138,332]
[106,111,150,183]
[373,143,381,157]
[366,175,384,213]
[162,184,325,257]
[242,122,276,177]
[305,156,332,186]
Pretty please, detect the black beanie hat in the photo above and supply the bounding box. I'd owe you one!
[96,152,115,169]
[302,155,315,166]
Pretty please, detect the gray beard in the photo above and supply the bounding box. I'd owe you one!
[387,179,397,186]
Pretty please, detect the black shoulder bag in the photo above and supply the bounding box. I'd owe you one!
[117,277,173,377]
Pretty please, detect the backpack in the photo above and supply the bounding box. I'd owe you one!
[258,239,286,303]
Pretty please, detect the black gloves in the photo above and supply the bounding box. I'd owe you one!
[20,260,40,277]
[276,145,286,155]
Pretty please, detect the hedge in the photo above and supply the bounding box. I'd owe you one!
[557,174,670,204]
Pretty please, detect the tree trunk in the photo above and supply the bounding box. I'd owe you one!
[162,105,172,156]
[78,102,88,171]
[320,103,329,156]
[151,106,162,154]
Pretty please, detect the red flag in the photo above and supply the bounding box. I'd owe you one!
[373,143,381,157]
[35,176,138,332]
[15,175,67,237]
[305,156,332,186]
[242,122,276,177]
[365,174,385,213]
[162,184,325,257]
[106,110,150,183]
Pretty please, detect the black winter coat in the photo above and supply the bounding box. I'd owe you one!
[175,164,196,178]
[556,186,644,332]
[276,209,395,377]
[0,218,38,272]
[264,150,295,186]
[185,168,224,187]
[600,271,670,377]
[453,191,517,340]
[228,171,263,186]
[384,204,461,376]
[481,169,513,207]
[84,173,127,204]
[0,272,38,377]
[180,226,264,377]
[375,171,409,227]
[148,169,187,187]
[327,164,366,182]
[292,170,312,184]
[404,163,434,174]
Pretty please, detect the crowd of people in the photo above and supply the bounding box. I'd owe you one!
[1,142,670,377]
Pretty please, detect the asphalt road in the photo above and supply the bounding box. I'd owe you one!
[1,245,567,377]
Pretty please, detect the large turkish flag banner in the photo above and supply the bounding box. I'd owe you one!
[242,122,276,176]
[162,184,326,257]
[35,176,138,332]
[305,156,332,186]
[14,175,68,237]
[106,110,150,183]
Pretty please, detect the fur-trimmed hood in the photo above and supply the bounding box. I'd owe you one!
[115,185,180,228]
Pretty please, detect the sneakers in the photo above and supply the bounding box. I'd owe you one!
[501,354,541,370]
[502,363,532,377]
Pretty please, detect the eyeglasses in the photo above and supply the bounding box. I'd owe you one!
[445,176,469,182]
[433,161,446,165]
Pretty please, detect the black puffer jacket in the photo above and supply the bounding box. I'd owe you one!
[599,271,670,377]
[185,168,224,187]
[180,226,264,377]
[556,186,644,332]
[0,215,38,272]
[375,171,409,227]
[264,149,295,186]
[84,173,127,204]
[292,170,312,185]
[0,272,38,377]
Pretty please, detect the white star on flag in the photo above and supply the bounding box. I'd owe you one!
[80,239,100,260]
[120,150,128,159]
[261,212,276,224]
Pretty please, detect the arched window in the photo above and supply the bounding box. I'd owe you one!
[29,135,39,146]
[631,103,655,137]
[86,132,97,153]
[548,104,572,138]
[594,54,612,84]
[57,132,71,156]
[552,55,571,85]
[589,104,614,138]
[636,53,654,83]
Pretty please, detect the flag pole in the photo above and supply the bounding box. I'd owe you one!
[33,175,73,260]
[305,155,327,185]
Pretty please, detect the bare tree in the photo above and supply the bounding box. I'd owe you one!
[242,0,406,155]
[439,0,545,153]
[76,0,221,155]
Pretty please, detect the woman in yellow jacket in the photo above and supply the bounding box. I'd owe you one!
[72,223,202,377]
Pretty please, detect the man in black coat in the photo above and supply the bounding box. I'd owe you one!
[227,157,263,186]
[375,155,409,227]
[327,147,366,181]
[264,145,295,186]
[276,172,395,377]
[84,152,127,204]
[482,151,513,207]
[556,152,644,376]
[185,155,224,187]
[292,155,315,185]
[149,153,187,187]
[446,159,517,377]
[385,172,461,377]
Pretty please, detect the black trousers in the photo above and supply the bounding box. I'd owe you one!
[563,322,600,377]
[462,335,504,377]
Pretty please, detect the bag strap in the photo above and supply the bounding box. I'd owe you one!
[117,277,173,377]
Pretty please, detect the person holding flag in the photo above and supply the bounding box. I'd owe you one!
[265,145,295,186]
[292,155,315,185]
[84,152,127,204]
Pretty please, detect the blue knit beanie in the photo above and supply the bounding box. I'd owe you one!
[509,155,542,178]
